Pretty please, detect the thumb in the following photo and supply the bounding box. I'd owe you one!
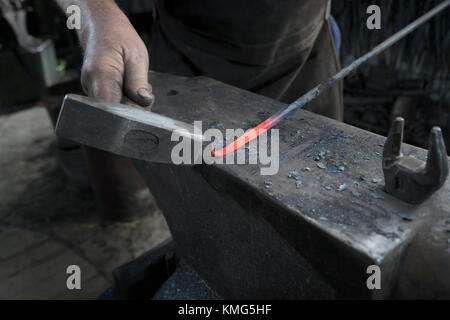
[123,54,154,108]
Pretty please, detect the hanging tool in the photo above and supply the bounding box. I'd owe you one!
[211,0,450,157]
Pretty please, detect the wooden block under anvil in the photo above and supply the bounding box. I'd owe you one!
[56,71,450,299]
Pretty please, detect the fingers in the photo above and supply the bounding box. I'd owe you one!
[123,51,155,108]
[81,61,124,103]
[80,34,153,108]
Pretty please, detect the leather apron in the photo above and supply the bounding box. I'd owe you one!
[150,0,343,120]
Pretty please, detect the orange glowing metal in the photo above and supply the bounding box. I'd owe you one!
[210,110,284,157]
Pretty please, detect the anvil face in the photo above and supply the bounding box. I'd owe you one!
[56,71,450,299]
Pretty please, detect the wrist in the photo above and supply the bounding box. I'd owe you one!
[77,1,128,47]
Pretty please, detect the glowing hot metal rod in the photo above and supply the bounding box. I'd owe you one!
[211,0,450,157]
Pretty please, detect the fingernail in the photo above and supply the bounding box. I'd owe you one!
[137,87,151,99]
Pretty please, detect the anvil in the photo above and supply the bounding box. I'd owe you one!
[56,71,450,299]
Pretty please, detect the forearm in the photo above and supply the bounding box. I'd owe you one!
[55,0,119,15]
[54,0,125,46]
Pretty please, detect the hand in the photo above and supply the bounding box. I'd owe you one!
[78,3,154,107]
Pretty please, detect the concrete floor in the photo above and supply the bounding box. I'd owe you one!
[0,106,170,299]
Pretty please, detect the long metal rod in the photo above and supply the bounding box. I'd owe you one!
[211,0,450,157]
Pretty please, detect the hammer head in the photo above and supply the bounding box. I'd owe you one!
[383,117,449,204]
[55,94,203,164]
